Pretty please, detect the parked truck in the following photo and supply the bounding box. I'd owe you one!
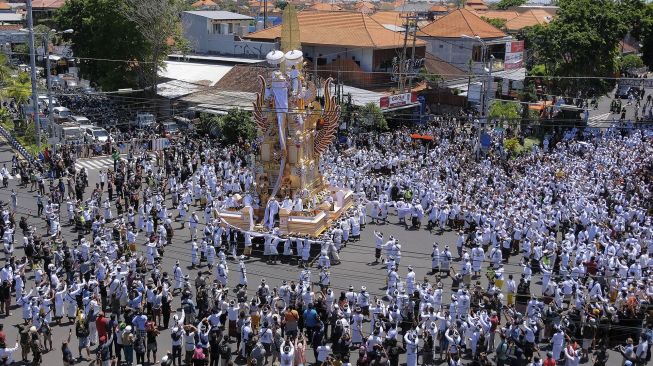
[130,112,155,130]
[52,121,83,144]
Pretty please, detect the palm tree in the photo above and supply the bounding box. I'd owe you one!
[0,54,12,84]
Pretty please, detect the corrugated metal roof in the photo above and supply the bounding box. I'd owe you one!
[183,10,254,20]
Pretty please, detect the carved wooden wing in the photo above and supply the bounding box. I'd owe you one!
[303,80,317,105]
[252,75,270,132]
[314,77,341,155]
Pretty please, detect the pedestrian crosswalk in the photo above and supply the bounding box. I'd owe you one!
[587,112,613,127]
[75,152,158,171]
[75,157,115,171]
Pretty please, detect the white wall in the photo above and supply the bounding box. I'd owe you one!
[423,37,507,74]
[422,37,476,71]
[182,12,275,58]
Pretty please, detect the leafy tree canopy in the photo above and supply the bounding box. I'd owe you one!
[489,101,521,127]
[55,0,150,90]
[493,0,526,10]
[219,108,257,144]
[361,102,388,130]
[523,0,632,95]
[619,54,644,72]
[481,17,506,30]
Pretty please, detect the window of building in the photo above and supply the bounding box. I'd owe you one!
[213,23,220,34]
[228,23,234,34]
[472,45,483,61]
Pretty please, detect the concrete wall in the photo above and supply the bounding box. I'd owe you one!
[182,12,276,59]
[422,36,507,74]
[421,37,476,72]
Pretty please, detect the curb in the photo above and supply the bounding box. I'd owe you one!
[0,124,39,166]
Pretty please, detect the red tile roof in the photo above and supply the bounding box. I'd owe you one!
[31,0,65,9]
[418,8,506,38]
[245,10,426,49]
[192,0,218,8]
[0,24,21,31]
[308,3,342,11]
[474,10,519,21]
[464,0,488,11]
[214,64,273,92]
[424,52,466,80]
[504,9,552,31]
[429,5,448,12]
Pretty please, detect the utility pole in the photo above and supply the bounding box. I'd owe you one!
[26,0,40,149]
[484,54,494,125]
[408,14,419,91]
[398,13,410,92]
[480,43,488,119]
[263,0,268,29]
[45,31,53,139]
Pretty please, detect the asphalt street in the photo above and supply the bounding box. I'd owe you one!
[0,137,467,366]
[0,133,636,366]
[586,89,645,128]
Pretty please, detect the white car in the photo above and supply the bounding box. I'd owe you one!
[85,126,111,143]
[71,116,91,125]
[52,106,71,120]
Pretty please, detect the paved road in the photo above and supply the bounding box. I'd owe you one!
[586,88,647,128]
[0,138,634,366]
[0,138,468,366]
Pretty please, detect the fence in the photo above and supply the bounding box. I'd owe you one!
[0,124,38,166]
[54,137,172,159]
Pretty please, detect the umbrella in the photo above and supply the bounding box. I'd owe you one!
[420,135,433,141]
[409,133,421,139]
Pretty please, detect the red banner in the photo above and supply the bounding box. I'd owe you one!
[380,92,418,109]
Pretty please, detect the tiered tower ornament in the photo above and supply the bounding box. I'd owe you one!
[252,4,340,206]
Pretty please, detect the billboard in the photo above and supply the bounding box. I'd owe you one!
[505,40,525,70]
[380,92,418,109]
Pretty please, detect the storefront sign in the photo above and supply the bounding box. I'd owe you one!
[505,40,524,70]
[380,92,418,109]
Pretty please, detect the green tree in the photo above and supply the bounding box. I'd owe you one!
[489,101,520,128]
[361,102,388,130]
[640,3,653,69]
[0,54,13,84]
[119,0,187,94]
[198,113,222,137]
[493,0,526,10]
[3,72,32,106]
[523,0,630,95]
[481,17,506,29]
[417,68,442,89]
[219,109,257,144]
[619,54,644,72]
[503,137,521,154]
[55,0,150,90]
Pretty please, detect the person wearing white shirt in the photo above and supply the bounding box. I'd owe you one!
[316,342,331,363]
[279,340,295,366]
